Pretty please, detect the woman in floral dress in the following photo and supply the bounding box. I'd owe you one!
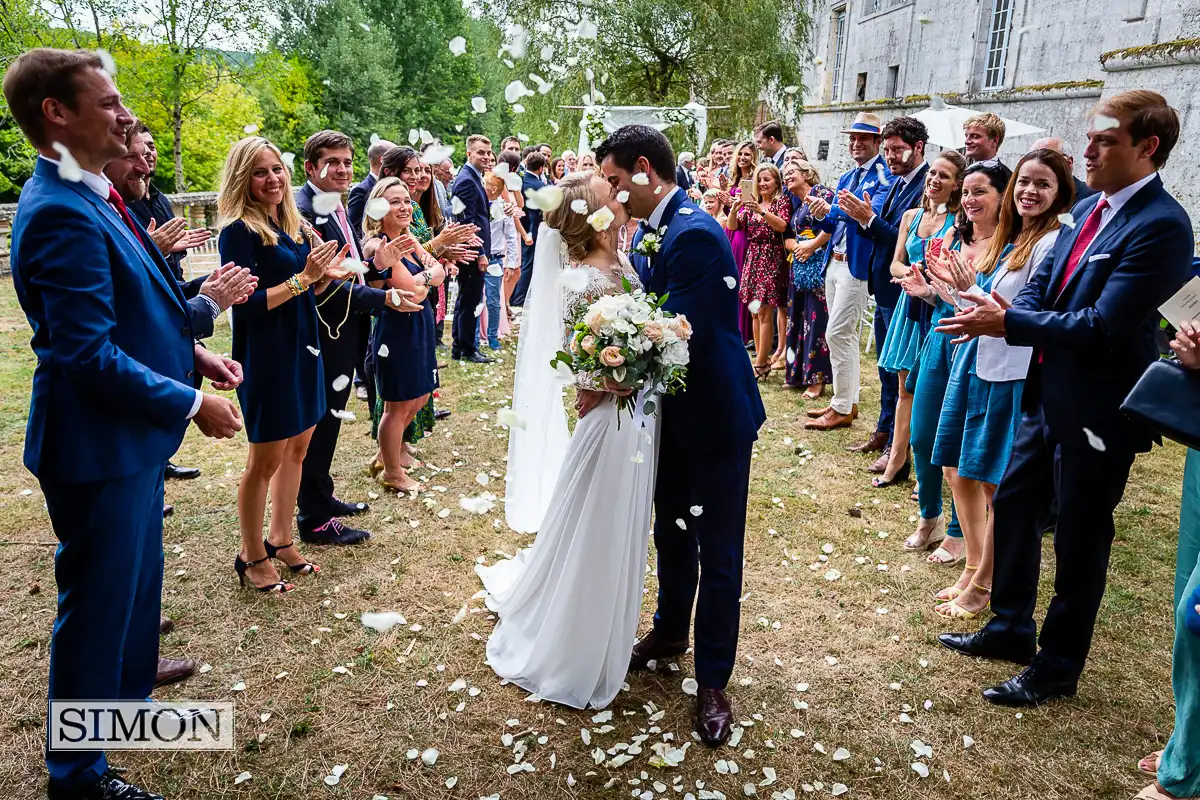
[781,161,834,397]
[728,163,792,379]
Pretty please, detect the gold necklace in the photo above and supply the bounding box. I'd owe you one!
[315,280,352,339]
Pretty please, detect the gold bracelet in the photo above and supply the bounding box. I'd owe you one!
[287,274,308,296]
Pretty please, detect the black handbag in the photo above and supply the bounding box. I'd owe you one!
[1120,359,1200,450]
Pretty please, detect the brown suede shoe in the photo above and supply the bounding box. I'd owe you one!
[867,445,892,473]
[629,630,689,671]
[154,657,197,689]
[848,429,887,453]
[805,408,855,430]
[695,687,734,747]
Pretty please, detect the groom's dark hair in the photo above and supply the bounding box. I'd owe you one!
[595,125,676,183]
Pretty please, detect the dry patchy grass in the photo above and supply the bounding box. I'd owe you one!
[0,281,1187,800]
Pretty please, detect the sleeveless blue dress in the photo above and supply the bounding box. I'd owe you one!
[879,209,955,374]
[931,254,1025,485]
[372,248,439,403]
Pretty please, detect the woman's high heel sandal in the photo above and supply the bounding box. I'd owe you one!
[934,564,977,601]
[366,456,384,478]
[871,460,912,488]
[378,474,423,494]
[234,554,293,593]
[754,363,772,381]
[263,539,320,575]
[935,581,991,620]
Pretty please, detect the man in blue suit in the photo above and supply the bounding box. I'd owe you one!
[346,137,394,233]
[832,116,931,465]
[450,134,495,363]
[936,90,1194,707]
[805,112,891,432]
[4,48,244,800]
[596,125,766,747]
[509,150,547,308]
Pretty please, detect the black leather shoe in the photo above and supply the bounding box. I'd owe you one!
[159,615,173,635]
[162,505,174,518]
[982,663,1078,707]
[297,517,370,546]
[434,409,452,421]
[329,497,369,517]
[164,461,200,480]
[629,630,689,671]
[48,770,164,800]
[696,687,734,747]
[464,353,495,364]
[938,630,1035,665]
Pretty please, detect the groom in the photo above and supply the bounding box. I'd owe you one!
[591,125,766,746]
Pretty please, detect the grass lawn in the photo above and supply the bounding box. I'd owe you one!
[0,281,1187,800]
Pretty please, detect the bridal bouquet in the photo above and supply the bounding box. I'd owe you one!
[551,278,691,417]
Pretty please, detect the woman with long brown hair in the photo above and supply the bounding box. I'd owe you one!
[217,136,348,593]
[929,149,1075,619]
[724,140,761,347]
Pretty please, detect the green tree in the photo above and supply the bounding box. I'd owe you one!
[247,54,327,160]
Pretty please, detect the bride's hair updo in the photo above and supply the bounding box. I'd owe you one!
[545,172,608,262]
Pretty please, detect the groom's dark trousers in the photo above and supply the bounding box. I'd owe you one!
[635,187,766,691]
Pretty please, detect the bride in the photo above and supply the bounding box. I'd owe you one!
[477,172,659,709]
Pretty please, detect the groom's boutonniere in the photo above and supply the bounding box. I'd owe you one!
[633,226,668,257]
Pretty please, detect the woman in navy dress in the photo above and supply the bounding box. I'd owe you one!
[217,136,348,593]
[360,177,447,493]
[781,161,833,397]
[930,149,1075,619]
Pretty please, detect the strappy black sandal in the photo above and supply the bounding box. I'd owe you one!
[234,554,293,593]
[263,539,320,575]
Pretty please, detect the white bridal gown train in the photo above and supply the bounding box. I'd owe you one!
[477,253,657,709]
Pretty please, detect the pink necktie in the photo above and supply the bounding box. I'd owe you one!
[334,205,364,284]
[1056,198,1109,297]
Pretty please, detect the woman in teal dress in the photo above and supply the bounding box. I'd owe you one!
[900,159,1009,586]
[1137,318,1200,800]
[873,153,961,488]
[930,148,1075,619]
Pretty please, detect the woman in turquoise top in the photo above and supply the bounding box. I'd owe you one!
[872,154,962,488]
[898,159,1010,581]
[1140,320,1200,800]
[930,149,1076,619]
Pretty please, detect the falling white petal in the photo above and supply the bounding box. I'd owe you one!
[724,276,737,289]
[451,196,466,216]
[471,96,487,114]
[586,206,615,231]
[1057,212,1077,230]
[449,36,467,56]
[570,198,590,214]
[361,611,406,632]
[378,344,390,358]
[1093,114,1120,131]
[51,142,83,182]
[631,172,650,186]
[312,192,340,217]
[365,197,390,221]
[1082,427,1106,451]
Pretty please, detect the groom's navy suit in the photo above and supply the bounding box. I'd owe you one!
[634,188,766,689]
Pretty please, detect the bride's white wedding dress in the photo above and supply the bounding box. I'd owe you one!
[477,246,658,709]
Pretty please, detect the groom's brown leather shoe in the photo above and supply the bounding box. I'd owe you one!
[695,687,733,747]
[805,407,856,430]
[806,405,832,419]
[629,631,688,671]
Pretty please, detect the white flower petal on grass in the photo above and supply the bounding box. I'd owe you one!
[449,36,467,56]
[361,611,406,632]
[682,677,699,695]
[230,682,246,692]
[421,748,439,766]
[1093,114,1120,131]
[724,276,737,289]
[378,344,390,358]
[312,192,340,216]
[234,771,252,784]
[832,747,851,761]
[1057,212,1077,230]
[51,142,83,182]
[448,678,468,692]
[963,735,975,749]
[331,409,356,421]
[445,777,458,789]
[471,96,487,114]
[198,663,213,674]
[910,739,933,758]
[911,762,930,778]
[631,172,650,186]
[570,198,589,214]
[831,785,849,797]
[451,196,466,216]
[586,205,615,231]
[1082,427,1106,451]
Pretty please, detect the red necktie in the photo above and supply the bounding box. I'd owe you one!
[1056,198,1109,297]
[107,186,145,246]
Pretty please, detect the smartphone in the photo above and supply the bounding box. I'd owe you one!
[739,179,753,197]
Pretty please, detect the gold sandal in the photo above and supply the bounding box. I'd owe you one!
[366,456,384,478]
[934,582,991,620]
[935,565,976,601]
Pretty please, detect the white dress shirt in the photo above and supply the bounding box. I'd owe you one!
[647,186,682,229]
[1089,171,1158,239]
[38,156,203,419]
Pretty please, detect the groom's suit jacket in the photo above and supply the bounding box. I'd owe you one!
[634,190,766,454]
